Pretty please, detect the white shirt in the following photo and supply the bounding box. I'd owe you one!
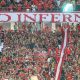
[14,0,21,3]
[0,42,4,52]
[31,5,36,12]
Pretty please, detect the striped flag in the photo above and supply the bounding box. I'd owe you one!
[55,28,68,80]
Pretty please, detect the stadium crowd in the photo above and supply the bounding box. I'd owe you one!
[0,23,80,80]
[0,0,79,12]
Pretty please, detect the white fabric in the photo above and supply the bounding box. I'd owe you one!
[31,5,36,12]
[30,75,39,80]
[15,0,21,3]
[0,42,3,52]
[57,1,60,6]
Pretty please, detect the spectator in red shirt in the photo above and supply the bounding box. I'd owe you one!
[43,1,49,11]
[0,0,6,6]
[37,2,43,11]
[33,0,38,5]
[65,46,71,55]
[17,4,22,11]
[8,4,14,11]
[66,72,73,80]
[24,1,30,12]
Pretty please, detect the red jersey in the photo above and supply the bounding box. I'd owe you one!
[19,72,26,78]
[65,47,71,55]
[1,57,7,63]
[8,5,13,10]
[37,3,42,10]
[17,4,22,11]
[33,0,38,5]
[43,2,49,10]
[66,72,73,80]
[0,0,6,6]
[24,2,30,9]
[77,25,80,31]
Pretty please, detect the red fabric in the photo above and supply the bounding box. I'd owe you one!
[69,37,72,43]
[55,48,61,62]
[77,25,80,31]
[7,57,12,63]
[67,25,70,29]
[17,4,22,11]
[8,5,14,10]
[19,72,26,78]
[33,0,38,5]
[23,68,28,72]
[55,48,59,54]
[49,4,53,9]
[37,3,42,10]
[24,78,28,80]
[36,66,42,73]
[24,2,30,9]
[65,47,71,55]
[66,72,73,80]
[1,57,7,62]
[61,27,65,37]
[48,48,51,55]
[43,2,49,10]
[0,0,6,6]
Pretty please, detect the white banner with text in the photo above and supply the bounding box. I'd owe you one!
[0,13,80,22]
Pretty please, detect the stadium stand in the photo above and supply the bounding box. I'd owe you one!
[0,22,80,80]
[0,0,79,12]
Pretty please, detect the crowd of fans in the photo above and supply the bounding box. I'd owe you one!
[0,23,80,80]
[0,0,80,12]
